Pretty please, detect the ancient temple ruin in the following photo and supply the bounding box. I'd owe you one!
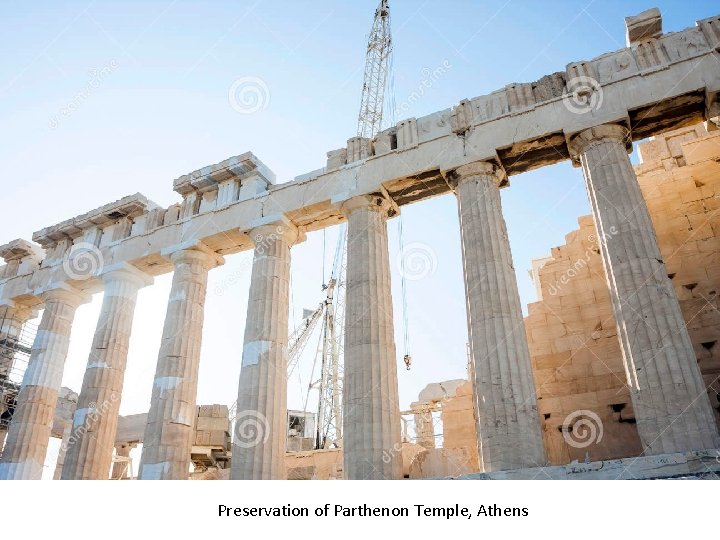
[1,8,719,480]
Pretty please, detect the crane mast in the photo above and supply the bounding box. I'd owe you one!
[232,1,393,452]
[313,227,347,448]
[310,0,393,448]
[357,0,392,139]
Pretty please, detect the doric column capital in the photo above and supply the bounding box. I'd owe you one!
[340,194,395,218]
[250,223,301,246]
[100,263,154,289]
[0,301,37,324]
[38,283,91,307]
[567,123,632,165]
[169,247,224,270]
[247,213,305,247]
[444,161,507,190]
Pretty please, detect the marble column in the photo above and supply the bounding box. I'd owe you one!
[231,218,300,480]
[111,443,135,479]
[452,161,545,472]
[341,195,402,480]
[61,264,151,479]
[52,425,71,480]
[139,246,222,480]
[413,407,435,449]
[0,286,88,479]
[569,123,720,453]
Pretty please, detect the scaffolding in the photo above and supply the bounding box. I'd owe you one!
[0,312,37,433]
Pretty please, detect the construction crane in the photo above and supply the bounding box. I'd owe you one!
[232,1,396,451]
[301,0,396,448]
[288,0,395,449]
[287,302,325,377]
[309,227,346,448]
[229,231,346,446]
[357,0,392,138]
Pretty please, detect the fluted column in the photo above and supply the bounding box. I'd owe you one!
[413,407,435,450]
[139,246,222,480]
[111,443,134,479]
[61,265,151,479]
[0,286,88,479]
[451,161,545,472]
[231,218,301,480]
[52,426,71,479]
[569,123,720,453]
[341,195,402,480]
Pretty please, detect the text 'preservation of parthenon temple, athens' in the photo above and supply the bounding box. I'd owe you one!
[1,7,720,481]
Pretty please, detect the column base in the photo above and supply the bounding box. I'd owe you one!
[457,449,720,480]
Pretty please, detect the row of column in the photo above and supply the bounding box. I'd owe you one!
[1,122,717,480]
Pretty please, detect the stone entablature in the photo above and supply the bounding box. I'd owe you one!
[172,152,276,219]
[0,13,717,306]
[0,240,44,280]
[33,193,156,249]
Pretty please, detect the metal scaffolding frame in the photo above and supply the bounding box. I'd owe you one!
[0,312,37,434]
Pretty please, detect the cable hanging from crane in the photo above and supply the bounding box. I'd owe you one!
[358,1,412,371]
[398,216,412,371]
[376,2,411,371]
[252,0,403,449]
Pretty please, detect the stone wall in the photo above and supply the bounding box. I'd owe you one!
[285,448,343,480]
[440,381,479,469]
[527,125,720,464]
[397,124,720,473]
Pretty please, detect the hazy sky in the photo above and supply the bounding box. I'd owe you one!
[1,0,716,477]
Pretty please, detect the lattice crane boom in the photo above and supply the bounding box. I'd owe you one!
[357,0,392,139]
[286,302,325,377]
[233,2,393,448]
